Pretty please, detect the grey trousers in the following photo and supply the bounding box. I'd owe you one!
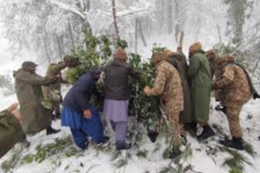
[110,121,127,148]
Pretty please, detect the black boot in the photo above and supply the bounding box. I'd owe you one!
[46,126,61,135]
[147,131,159,143]
[116,142,131,150]
[20,137,31,148]
[184,122,197,136]
[169,147,182,159]
[197,125,215,141]
[219,137,244,150]
[180,133,187,144]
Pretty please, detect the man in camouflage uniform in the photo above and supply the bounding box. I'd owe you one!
[0,103,25,158]
[213,57,252,150]
[42,56,80,118]
[144,51,184,158]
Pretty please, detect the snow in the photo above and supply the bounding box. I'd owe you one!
[0,88,260,173]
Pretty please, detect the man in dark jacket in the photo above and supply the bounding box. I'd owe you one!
[187,42,215,140]
[14,61,60,135]
[0,103,25,158]
[62,68,106,149]
[103,47,139,150]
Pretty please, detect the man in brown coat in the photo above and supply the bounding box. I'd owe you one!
[144,51,184,158]
[213,57,252,150]
[14,61,60,135]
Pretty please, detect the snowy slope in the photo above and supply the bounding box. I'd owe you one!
[0,92,260,173]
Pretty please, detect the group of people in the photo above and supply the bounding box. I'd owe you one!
[0,42,259,159]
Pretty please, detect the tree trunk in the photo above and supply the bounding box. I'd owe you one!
[112,0,120,40]
[167,0,173,34]
[86,0,90,11]
[135,18,138,54]
[138,19,147,47]
[55,35,63,60]
[43,37,52,63]
[69,22,75,49]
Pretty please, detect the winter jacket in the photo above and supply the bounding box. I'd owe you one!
[104,59,138,100]
[188,51,212,123]
[214,63,251,105]
[146,55,184,114]
[0,110,25,158]
[14,69,55,134]
[62,70,100,112]
[42,62,67,102]
[167,53,192,123]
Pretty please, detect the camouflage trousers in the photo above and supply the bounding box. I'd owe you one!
[224,101,245,138]
[160,100,183,147]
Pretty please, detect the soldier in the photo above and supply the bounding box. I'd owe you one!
[163,48,192,131]
[144,51,184,158]
[187,42,215,140]
[42,56,80,118]
[213,57,258,150]
[0,103,25,158]
[14,61,60,135]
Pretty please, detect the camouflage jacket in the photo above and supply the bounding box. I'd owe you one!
[146,61,184,110]
[214,64,251,103]
[42,62,67,100]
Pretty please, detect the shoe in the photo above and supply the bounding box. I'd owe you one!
[219,137,244,150]
[184,122,197,136]
[148,131,159,143]
[215,105,226,114]
[46,126,61,135]
[20,138,31,148]
[197,125,215,141]
[54,112,61,119]
[82,142,89,150]
[169,147,182,159]
[180,133,187,144]
[116,142,131,150]
[97,136,110,146]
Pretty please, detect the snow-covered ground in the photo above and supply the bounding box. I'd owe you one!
[1,92,260,173]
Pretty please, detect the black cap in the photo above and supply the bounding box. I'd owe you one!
[22,61,38,69]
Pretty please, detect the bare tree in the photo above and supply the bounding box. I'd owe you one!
[111,0,120,39]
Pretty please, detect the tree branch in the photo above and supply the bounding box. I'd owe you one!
[46,0,85,20]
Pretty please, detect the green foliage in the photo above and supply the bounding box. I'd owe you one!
[1,148,23,173]
[21,136,78,164]
[219,146,251,171]
[243,142,256,156]
[152,43,166,54]
[213,43,236,56]
[128,53,161,127]
[229,167,244,173]
[136,150,148,158]
[116,39,128,49]
[66,35,112,84]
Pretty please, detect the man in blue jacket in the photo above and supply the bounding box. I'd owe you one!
[61,68,106,149]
